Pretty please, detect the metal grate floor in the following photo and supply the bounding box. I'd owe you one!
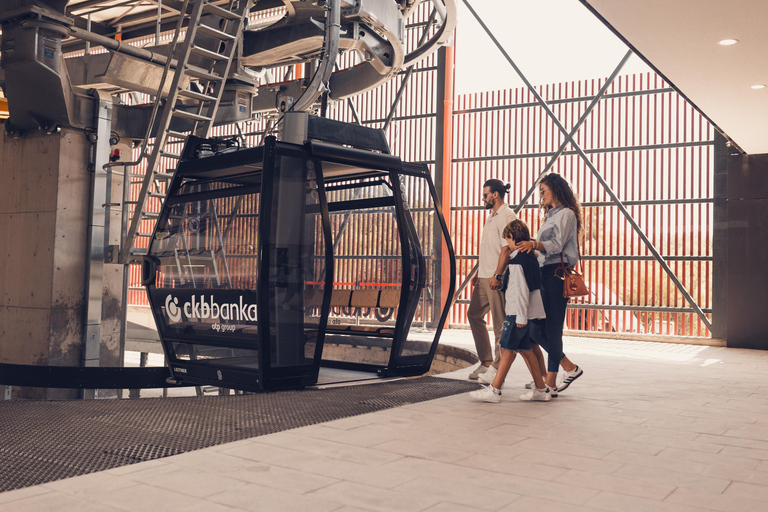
[0,376,478,492]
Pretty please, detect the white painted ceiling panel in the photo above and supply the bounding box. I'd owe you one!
[583,0,768,154]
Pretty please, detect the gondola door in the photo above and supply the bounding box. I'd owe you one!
[258,143,333,389]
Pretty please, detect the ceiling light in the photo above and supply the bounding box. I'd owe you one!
[718,39,739,46]
[751,84,766,90]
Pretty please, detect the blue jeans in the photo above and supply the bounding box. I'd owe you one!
[530,264,568,372]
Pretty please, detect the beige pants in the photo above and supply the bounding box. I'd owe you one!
[467,278,506,368]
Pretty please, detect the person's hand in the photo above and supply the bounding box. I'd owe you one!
[489,277,501,290]
[471,276,478,287]
[516,323,525,328]
[516,240,537,253]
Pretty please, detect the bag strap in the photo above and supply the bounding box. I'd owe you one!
[560,231,585,274]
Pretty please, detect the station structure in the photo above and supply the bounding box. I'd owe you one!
[0,0,766,399]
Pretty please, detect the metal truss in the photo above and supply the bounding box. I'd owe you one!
[455,0,712,332]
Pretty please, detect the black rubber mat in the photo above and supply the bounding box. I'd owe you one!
[0,376,479,492]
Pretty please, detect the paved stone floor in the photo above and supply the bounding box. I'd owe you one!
[3,333,768,511]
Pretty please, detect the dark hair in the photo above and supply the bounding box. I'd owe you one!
[539,173,582,234]
[502,219,531,242]
[483,179,510,199]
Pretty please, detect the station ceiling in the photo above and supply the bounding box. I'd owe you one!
[581,0,768,155]
[9,1,767,155]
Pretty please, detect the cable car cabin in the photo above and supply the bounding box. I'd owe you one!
[141,113,456,391]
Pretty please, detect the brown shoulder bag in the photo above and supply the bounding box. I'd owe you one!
[555,241,590,299]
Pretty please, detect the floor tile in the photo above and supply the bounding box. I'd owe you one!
[393,476,521,510]
[308,481,439,512]
[585,491,709,512]
[207,482,341,512]
[553,469,676,501]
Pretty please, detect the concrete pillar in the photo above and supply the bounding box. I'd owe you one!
[0,127,124,399]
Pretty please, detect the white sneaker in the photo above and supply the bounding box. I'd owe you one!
[478,365,497,385]
[468,364,491,380]
[526,380,554,396]
[519,387,551,402]
[557,366,583,392]
[469,385,501,403]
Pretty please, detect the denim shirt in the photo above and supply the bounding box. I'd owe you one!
[537,206,579,267]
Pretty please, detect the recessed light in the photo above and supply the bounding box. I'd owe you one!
[718,39,739,46]
[751,84,766,90]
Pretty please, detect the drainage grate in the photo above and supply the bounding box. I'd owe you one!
[0,376,479,492]
[106,444,182,462]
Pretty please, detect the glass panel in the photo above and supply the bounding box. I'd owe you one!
[149,185,260,365]
[322,176,402,366]
[265,154,316,368]
[397,173,436,360]
[302,160,327,364]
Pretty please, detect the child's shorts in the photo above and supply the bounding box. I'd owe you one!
[499,315,532,352]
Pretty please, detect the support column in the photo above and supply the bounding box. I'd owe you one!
[433,44,454,327]
[725,150,768,349]
[711,132,728,340]
[0,127,124,398]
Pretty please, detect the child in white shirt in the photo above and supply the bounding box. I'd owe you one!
[469,219,551,403]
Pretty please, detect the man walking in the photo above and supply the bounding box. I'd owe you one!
[467,179,517,380]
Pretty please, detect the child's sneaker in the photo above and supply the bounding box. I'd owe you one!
[519,387,551,402]
[524,380,534,389]
[469,385,501,403]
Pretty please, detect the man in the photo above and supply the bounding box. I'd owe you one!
[467,179,517,380]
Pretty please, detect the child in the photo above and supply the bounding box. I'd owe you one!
[469,219,551,403]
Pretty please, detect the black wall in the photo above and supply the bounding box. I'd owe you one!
[725,149,768,349]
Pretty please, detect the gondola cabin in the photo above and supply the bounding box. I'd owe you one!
[141,113,456,391]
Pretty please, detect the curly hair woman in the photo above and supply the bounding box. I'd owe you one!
[516,173,584,395]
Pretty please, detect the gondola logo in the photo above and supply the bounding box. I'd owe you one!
[165,295,182,323]
[163,294,257,323]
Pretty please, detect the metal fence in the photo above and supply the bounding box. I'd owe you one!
[121,5,714,338]
[450,74,714,336]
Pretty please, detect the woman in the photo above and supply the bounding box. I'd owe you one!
[516,173,583,394]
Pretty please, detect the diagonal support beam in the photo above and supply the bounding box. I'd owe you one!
[462,0,712,332]
[514,50,632,214]
[335,63,363,125]
[347,98,362,125]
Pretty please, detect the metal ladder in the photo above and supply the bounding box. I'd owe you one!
[121,0,252,264]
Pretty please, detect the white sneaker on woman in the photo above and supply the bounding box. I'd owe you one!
[557,366,584,392]
[525,381,555,396]
[519,387,551,402]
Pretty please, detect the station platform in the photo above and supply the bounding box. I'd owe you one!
[2,331,768,511]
